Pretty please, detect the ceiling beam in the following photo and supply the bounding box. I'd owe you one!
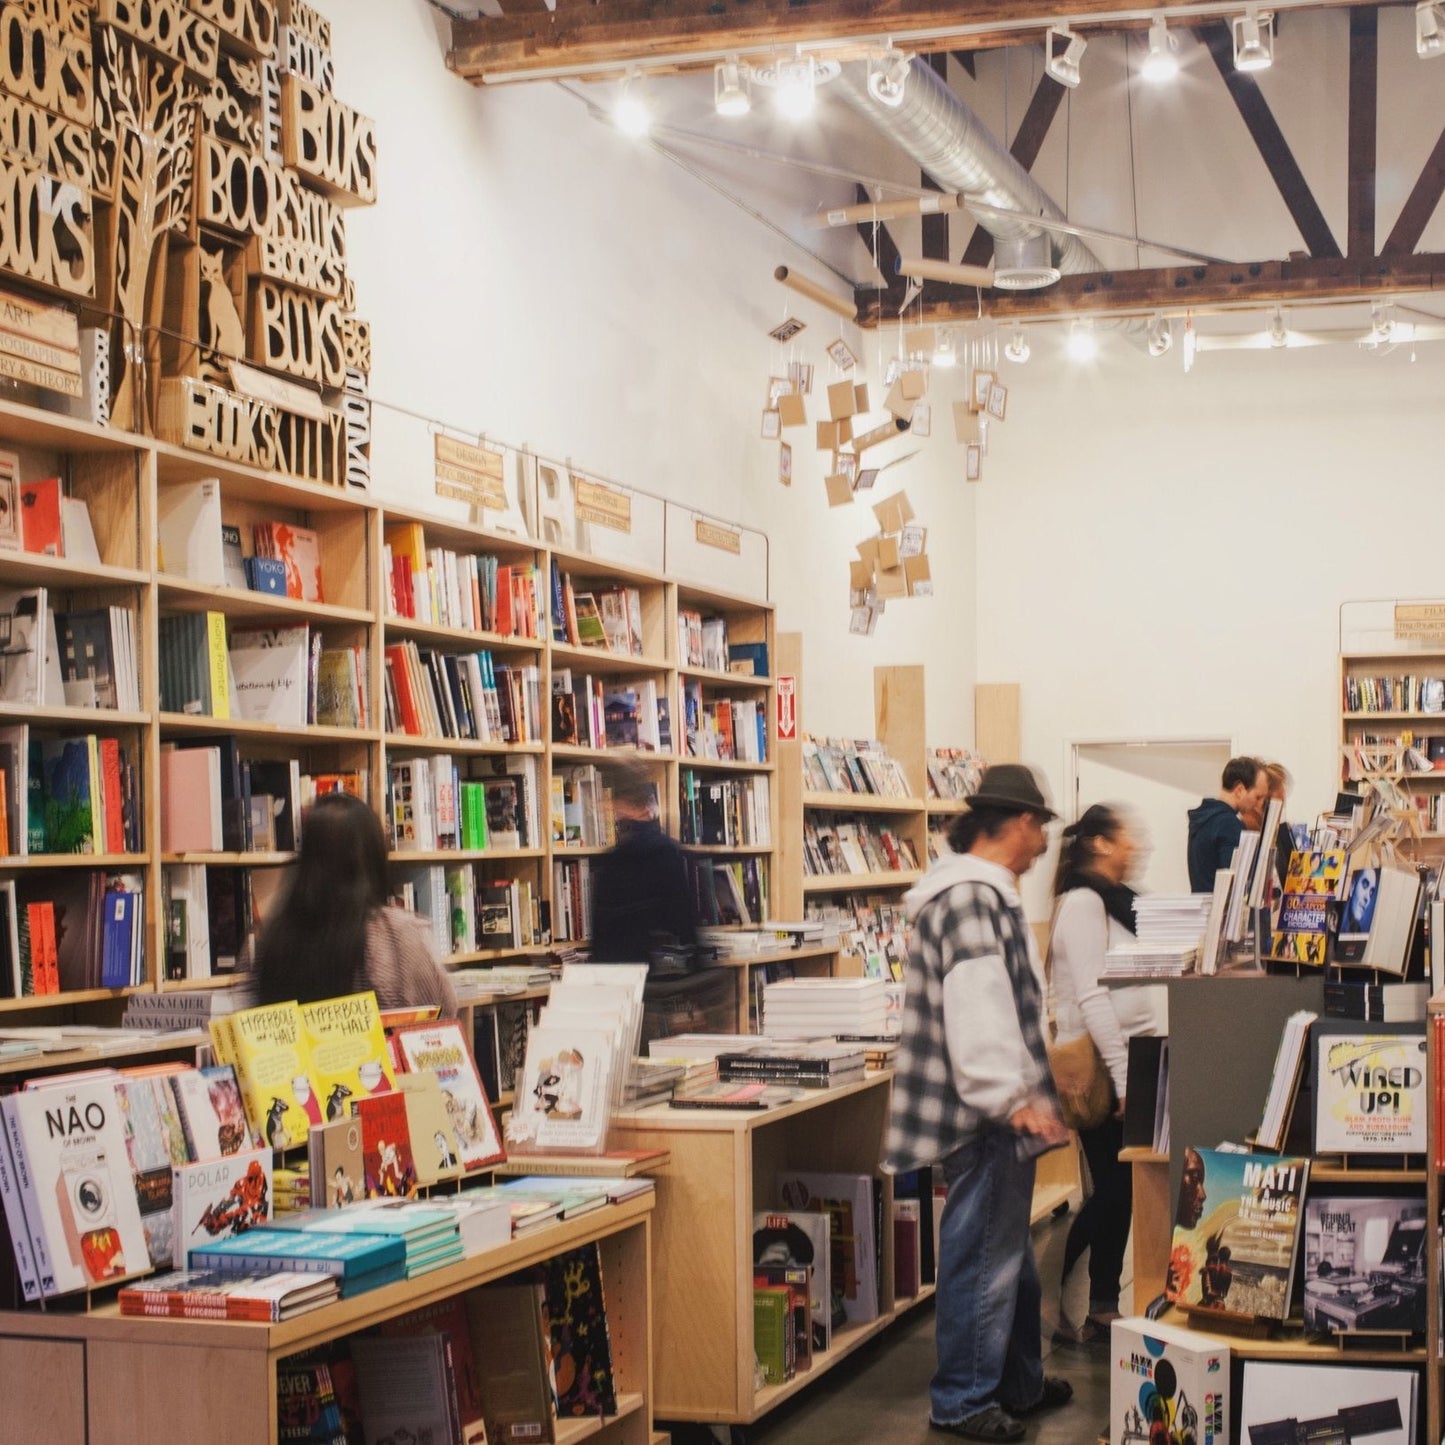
[447,0,1364,82]
[853,253,1445,324]
[958,71,1067,270]
[1346,6,1377,259]
[1382,119,1445,256]
[1199,21,1341,260]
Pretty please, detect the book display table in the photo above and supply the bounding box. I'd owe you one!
[0,1196,656,1445]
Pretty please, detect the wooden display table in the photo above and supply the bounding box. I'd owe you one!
[0,1196,655,1445]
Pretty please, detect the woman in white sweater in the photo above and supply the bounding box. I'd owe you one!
[1048,804,1165,1344]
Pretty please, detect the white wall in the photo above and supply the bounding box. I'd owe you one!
[317,0,980,747]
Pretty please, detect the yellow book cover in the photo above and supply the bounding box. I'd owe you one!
[206,610,230,719]
[221,1001,320,1149]
[299,991,397,1122]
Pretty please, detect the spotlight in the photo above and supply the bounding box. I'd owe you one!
[933,331,957,369]
[1417,0,1445,57]
[1141,16,1180,81]
[1367,302,1395,346]
[714,58,751,116]
[1231,8,1274,71]
[1046,25,1087,88]
[867,46,913,106]
[774,54,818,119]
[1268,308,1288,347]
[613,72,652,136]
[1004,327,1031,364]
[1146,314,1173,357]
[1066,320,1099,362]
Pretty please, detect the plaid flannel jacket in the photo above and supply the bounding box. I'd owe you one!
[885,878,1055,1174]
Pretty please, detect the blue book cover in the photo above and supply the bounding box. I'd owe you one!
[338,1260,409,1297]
[264,1203,457,1244]
[40,737,97,854]
[100,889,135,988]
[190,1226,405,1276]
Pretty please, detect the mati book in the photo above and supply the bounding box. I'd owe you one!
[297,991,396,1123]
[171,1145,273,1268]
[394,1019,506,1169]
[1165,1147,1309,1322]
[211,1003,321,1151]
[1313,1024,1427,1154]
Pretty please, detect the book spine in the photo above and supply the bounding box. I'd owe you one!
[0,1101,39,1301]
[206,612,230,720]
[2,1099,54,1297]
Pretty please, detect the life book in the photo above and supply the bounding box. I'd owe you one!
[1312,1023,1427,1154]
[119,1268,337,1321]
[1166,1147,1309,1322]
[754,1211,834,1351]
[297,991,396,1124]
[210,1003,321,1151]
[2,1076,151,1296]
[171,1145,273,1268]
[394,1019,506,1170]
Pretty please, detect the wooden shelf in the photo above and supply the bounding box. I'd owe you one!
[554,1392,646,1443]
[710,944,841,969]
[0,986,148,1013]
[392,848,547,864]
[802,870,921,893]
[0,552,148,590]
[802,791,924,814]
[382,615,544,653]
[160,975,250,991]
[161,713,377,744]
[0,853,149,870]
[161,851,295,867]
[678,756,771,774]
[552,744,675,765]
[1342,711,1445,722]
[1309,1163,1427,1184]
[681,843,772,856]
[1151,1306,1427,1364]
[674,579,770,612]
[552,844,612,857]
[678,665,771,690]
[153,438,367,512]
[384,732,544,755]
[549,642,669,676]
[444,946,554,966]
[157,576,372,625]
[925,798,972,815]
[382,503,540,559]
[1,704,149,727]
[550,547,666,588]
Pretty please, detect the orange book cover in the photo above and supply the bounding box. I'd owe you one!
[99,737,124,854]
[19,478,63,557]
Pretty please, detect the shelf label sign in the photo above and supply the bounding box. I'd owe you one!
[0,282,82,396]
[435,434,506,509]
[1394,603,1445,639]
[695,518,741,555]
[573,476,632,533]
[776,674,796,740]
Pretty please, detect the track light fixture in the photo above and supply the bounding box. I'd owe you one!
[1046,25,1087,88]
[1066,320,1099,362]
[1004,327,1030,364]
[1268,308,1288,347]
[1231,8,1274,72]
[750,50,840,120]
[613,70,652,136]
[867,45,913,106]
[713,57,751,116]
[1146,314,1173,357]
[1141,16,1181,81]
[1417,0,1445,57]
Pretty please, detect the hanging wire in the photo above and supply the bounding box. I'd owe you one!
[1123,35,1142,271]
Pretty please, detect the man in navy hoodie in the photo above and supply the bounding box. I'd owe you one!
[1186,757,1268,891]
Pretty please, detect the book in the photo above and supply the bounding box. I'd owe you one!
[1313,1023,1427,1154]
[1267,849,1345,965]
[297,991,396,1123]
[1301,1193,1426,1333]
[381,1295,489,1444]
[754,1285,793,1385]
[754,1210,834,1350]
[169,1064,252,1160]
[54,609,121,710]
[356,1088,417,1197]
[119,1268,337,1321]
[394,1020,505,1170]
[2,1076,151,1295]
[157,478,225,583]
[1165,1146,1309,1321]
[754,1261,812,1373]
[1108,1317,1229,1445]
[188,1223,406,1278]
[1254,1010,1317,1153]
[256,521,324,603]
[469,1281,557,1445]
[228,625,310,726]
[542,1241,618,1416]
[0,589,50,705]
[171,1145,273,1267]
[1332,864,1420,975]
[509,1022,616,1151]
[398,1073,466,1187]
[210,1002,320,1151]
[350,1332,464,1445]
[777,1169,880,1324]
[308,1116,364,1208]
[116,1068,190,1269]
[1240,1362,1415,1445]
[19,477,62,556]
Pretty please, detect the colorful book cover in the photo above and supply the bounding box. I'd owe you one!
[510,1023,615,1151]
[297,991,396,1124]
[395,1020,505,1170]
[311,1116,364,1208]
[172,1145,273,1268]
[19,477,62,556]
[275,1358,349,1441]
[1268,849,1345,966]
[777,1170,880,1325]
[754,1286,792,1385]
[117,1070,191,1269]
[397,1074,465,1186]
[753,1211,834,1350]
[270,522,324,603]
[39,736,101,854]
[169,1064,253,1160]
[541,1242,618,1417]
[1313,1026,1427,1154]
[3,1077,151,1295]
[356,1089,417,1198]
[189,1224,405,1276]
[1301,1194,1427,1334]
[211,1002,321,1151]
[1110,1317,1228,1445]
[1166,1147,1310,1321]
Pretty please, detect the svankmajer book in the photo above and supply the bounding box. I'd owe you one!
[1165,1147,1309,1321]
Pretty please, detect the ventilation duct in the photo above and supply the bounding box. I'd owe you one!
[833,59,1102,288]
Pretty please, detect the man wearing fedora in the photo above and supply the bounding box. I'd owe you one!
[886,764,1073,1443]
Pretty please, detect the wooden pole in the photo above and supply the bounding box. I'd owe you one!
[896,256,996,289]
[809,194,964,228]
[774,265,858,322]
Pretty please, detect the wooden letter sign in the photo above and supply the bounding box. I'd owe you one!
[249,276,344,387]
[189,0,277,60]
[0,92,92,189]
[573,477,632,533]
[96,0,221,80]
[280,74,375,206]
[0,6,94,125]
[695,519,741,555]
[0,160,94,296]
[434,434,506,509]
[0,282,81,394]
[279,23,333,91]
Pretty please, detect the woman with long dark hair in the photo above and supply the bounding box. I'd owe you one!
[254,792,457,1015]
[1047,803,1164,1344]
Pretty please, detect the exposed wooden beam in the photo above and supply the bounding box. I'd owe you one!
[1200,21,1340,260]
[854,183,910,310]
[854,253,1445,324]
[1383,119,1445,256]
[958,72,1066,270]
[950,49,978,78]
[447,0,1363,82]
[1347,6,1377,259]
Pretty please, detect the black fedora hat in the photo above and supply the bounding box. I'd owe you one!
[968,764,1058,821]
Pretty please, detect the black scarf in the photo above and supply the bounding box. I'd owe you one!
[1060,870,1138,936]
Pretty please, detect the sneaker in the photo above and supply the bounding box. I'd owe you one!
[1003,1376,1074,1417]
[929,1405,1026,1442]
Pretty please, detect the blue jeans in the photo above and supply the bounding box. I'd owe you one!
[931,1130,1042,1424]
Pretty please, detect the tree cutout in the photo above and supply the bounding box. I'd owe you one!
[96,28,200,432]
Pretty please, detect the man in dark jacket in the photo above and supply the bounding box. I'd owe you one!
[589,760,697,962]
[1186,757,1268,891]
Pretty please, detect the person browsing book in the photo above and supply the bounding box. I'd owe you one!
[254,792,457,1016]
[1047,804,1166,1347]
[1186,756,1268,892]
[886,764,1073,1444]
[589,760,697,963]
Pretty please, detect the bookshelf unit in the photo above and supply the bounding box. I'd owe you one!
[0,1193,656,1445]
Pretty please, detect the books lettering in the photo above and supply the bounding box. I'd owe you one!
[1166,1146,1309,1322]
[1313,1024,1427,1154]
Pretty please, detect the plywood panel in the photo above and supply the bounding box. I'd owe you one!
[0,1337,85,1445]
[974,682,1020,764]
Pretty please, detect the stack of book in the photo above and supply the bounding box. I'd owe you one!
[762,977,895,1039]
[188,1224,408,1297]
[801,736,914,798]
[717,1040,866,1089]
[623,1058,684,1109]
[925,747,983,800]
[122,983,255,1032]
[1131,894,1216,948]
[1102,941,1198,977]
[804,898,910,980]
[120,1269,339,1321]
[268,1201,466,1279]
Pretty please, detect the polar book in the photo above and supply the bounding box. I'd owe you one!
[171,1146,273,1268]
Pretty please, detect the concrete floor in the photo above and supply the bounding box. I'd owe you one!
[711,1201,1123,1445]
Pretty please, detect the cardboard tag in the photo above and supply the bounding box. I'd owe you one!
[778,392,807,427]
[824,473,854,507]
[953,401,982,444]
[905,554,933,597]
[827,379,859,420]
[872,491,915,533]
[877,534,901,571]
